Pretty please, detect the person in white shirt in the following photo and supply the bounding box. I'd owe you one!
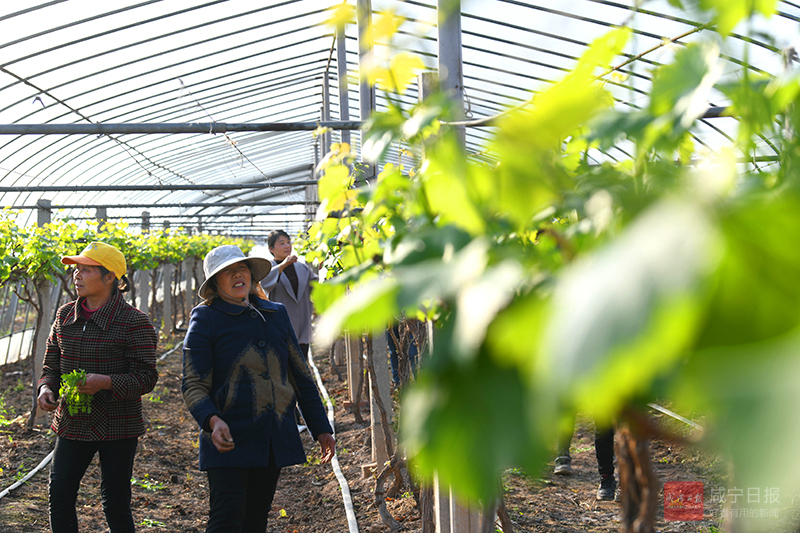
[260,230,318,358]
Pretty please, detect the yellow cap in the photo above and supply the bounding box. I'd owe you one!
[62,242,127,280]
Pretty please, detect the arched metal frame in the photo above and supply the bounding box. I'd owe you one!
[0,0,797,239]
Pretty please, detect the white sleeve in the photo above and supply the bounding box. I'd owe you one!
[260,262,280,291]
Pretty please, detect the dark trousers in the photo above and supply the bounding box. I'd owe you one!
[594,427,615,477]
[557,420,615,476]
[206,464,282,533]
[49,436,138,533]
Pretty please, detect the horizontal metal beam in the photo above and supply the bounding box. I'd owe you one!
[442,105,733,127]
[4,163,313,193]
[0,121,363,135]
[702,106,730,119]
[14,201,318,209]
[67,212,309,220]
[0,106,734,136]
[0,181,316,192]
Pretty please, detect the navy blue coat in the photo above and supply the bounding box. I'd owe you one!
[182,296,332,470]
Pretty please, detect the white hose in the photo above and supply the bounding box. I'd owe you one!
[0,338,359,533]
[648,403,705,432]
[0,338,183,502]
[307,349,360,533]
[0,449,54,501]
[159,339,184,361]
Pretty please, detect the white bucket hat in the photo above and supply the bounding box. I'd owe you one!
[198,245,271,299]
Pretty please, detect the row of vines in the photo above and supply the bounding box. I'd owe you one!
[0,211,251,427]
[304,1,800,531]
[0,213,252,291]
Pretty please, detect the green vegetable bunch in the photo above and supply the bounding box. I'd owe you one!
[59,369,93,416]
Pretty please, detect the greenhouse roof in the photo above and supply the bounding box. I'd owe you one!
[0,0,797,241]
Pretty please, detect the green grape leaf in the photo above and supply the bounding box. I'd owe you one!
[361,108,406,162]
[313,276,400,346]
[401,352,555,503]
[649,42,722,142]
[691,0,777,35]
[318,164,354,204]
[421,138,486,235]
[696,195,800,347]
[540,201,720,422]
[674,332,800,508]
[383,225,473,266]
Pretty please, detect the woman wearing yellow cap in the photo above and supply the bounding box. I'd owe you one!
[36,242,158,533]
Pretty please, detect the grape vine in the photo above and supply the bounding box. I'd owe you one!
[59,369,92,416]
[307,1,796,522]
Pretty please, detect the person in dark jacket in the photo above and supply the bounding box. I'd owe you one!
[182,244,335,533]
[37,242,158,533]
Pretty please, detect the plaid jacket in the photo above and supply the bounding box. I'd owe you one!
[38,291,158,441]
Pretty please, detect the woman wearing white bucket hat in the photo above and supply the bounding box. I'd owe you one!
[182,244,335,533]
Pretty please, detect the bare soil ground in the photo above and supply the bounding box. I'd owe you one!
[0,336,796,533]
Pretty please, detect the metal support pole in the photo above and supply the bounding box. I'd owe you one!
[322,71,332,157]
[418,72,440,102]
[309,130,320,231]
[0,285,15,336]
[337,22,352,149]
[438,0,466,149]
[139,269,151,318]
[0,121,363,135]
[369,332,394,468]
[96,207,108,232]
[345,332,361,406]
[357,0,377,182]
[141,211,151,234]
[162,222,173,336]
[32,200,53,425]
[36,199,51,227]
[418,72,440,160]
[183,256,195,321]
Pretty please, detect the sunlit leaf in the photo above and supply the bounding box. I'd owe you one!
[696,195,800,347]
[314,276,400,347]
[541,201,721,422]
[326,3,354,31]
[372,10,402,43]
[692,0,777,35]
[376,52,424,94]
[422,140,486,235]
[452,261,525,361]
[488,29,628,229]
[575,27,631,78]
[674,332,800,513]
[485,290,548,373]
[649,42,722,127]
[401,352,555,502]
[318,164,353,203]
[322,189,360,213]
[383,225,472,266]
[310,281,346,315]
[362,109,406,162]
[402,103,441,141]
[719,73,800,151]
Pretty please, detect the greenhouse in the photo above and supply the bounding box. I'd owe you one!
[1,1,800,532]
